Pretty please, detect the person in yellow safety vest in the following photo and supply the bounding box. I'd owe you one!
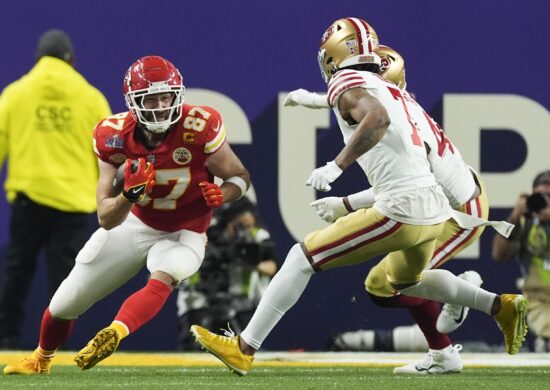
[0,29,111,349]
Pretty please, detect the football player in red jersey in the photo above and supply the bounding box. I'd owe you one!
[3,56,250,375]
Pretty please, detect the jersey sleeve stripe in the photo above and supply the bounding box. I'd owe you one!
[92,138,100,157]
[328,75,366,107]
[328,81,366,107]
[204,123,226,154]
[330,69,360,81]
[328,74,364,97]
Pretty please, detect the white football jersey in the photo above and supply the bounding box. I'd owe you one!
[327,69,450,225]
[403,91,476,209]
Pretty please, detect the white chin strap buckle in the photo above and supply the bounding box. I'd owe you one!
[145,122,170,133]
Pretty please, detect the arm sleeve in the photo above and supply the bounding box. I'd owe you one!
[347,188,375,210]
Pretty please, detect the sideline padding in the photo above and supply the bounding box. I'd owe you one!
[1,351,549,367]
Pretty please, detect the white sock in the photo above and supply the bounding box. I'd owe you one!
[399,269,495,315]
[241,244,314,350]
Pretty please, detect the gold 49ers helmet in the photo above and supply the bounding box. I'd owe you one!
[318,17,381,82]
[379,45,407,90]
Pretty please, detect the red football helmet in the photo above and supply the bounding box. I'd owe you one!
[123,56,185,133]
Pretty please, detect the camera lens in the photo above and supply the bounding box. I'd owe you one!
[526,193,548,213]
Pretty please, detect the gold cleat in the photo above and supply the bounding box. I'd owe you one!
[190,325,254,376]
[3,348,52,375]
[494,294,528,355]
[74,326,120,370]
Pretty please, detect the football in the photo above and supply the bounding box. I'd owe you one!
[112,159,139,196]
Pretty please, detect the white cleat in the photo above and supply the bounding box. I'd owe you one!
[436,270,483,334]
[393,344,463,375]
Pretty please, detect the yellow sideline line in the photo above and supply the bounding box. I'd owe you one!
[2,351,545,368]
[0,351,395,368]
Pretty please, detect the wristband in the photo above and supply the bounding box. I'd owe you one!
[225,176,248,199]
[343,197,354,213]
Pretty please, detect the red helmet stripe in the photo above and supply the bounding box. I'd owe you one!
[358,19,373,53]
[346,18,364,55]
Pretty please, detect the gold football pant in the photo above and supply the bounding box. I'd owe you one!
[303,207,444,286]
[365,176,489,297]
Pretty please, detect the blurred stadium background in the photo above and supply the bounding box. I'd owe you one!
[0,0,549,354]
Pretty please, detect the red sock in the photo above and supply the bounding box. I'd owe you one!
[368,293,451,350]
[407,299,451,350]
[39,308,74,351]
[114,279,172,334]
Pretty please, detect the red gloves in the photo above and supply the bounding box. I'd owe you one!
[122,158,156,203]
[199,181,223,208]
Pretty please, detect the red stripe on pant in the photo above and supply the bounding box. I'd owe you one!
[314,221,401,270]
[309,217,390,257]
[431,197,481,269]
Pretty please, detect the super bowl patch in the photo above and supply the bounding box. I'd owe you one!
[345,39,358,54]
[105,135,124,149]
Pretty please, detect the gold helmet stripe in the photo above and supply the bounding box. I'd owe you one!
[346,17,372,55]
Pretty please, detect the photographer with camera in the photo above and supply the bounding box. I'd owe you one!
[493,170,550,352]
[176,196,277,350]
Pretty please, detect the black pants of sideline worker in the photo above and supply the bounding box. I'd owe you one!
[0,193,95,349]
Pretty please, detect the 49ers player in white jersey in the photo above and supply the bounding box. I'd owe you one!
[287,45,489,374]
[190,18,528,375]
[190,18,527,376]
[4,56,250,375]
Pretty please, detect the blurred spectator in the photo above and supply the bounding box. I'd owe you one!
[492,170,550,352]
[0,29,111,348]
[177,196,277,350]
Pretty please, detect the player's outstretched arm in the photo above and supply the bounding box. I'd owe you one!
[283,89,329,109]
[310,188,375,222]
[205,142,251,205]
[96,159,134,230]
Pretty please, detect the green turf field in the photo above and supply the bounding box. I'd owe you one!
[1,366,549,390]
[2,351,549,389]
